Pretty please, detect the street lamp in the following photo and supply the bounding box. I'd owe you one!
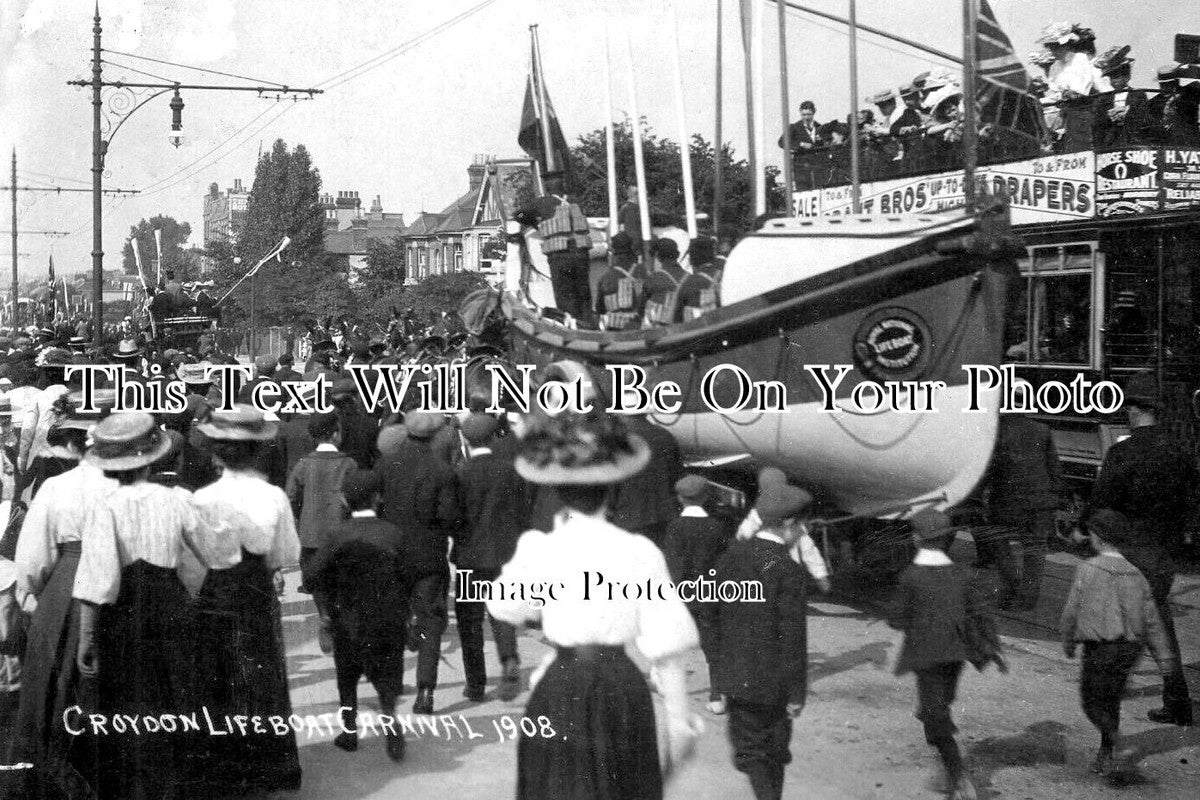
[168,89,184,149]
[66,4,322,347]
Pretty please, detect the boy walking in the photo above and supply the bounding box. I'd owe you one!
[1062,509,1177,774]
[889,510,1006,800]
[663,475,731,714]
[712,484,811,800]
[308,470,407,762]
[286,413,355,648]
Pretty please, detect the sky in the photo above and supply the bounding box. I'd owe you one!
[0,0,1192,280]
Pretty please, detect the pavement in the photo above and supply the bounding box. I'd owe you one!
[276,541,1199,799]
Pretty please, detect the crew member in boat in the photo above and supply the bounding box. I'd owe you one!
[677,236,722,322]
[595,232,645,331]
[617,185,645,256]
[643,238,688,328]
[514,171,594,326]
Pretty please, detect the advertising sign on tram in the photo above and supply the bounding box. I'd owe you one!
[1162,148,1200,210]
[793,152,1095,225]
[1095,147,1161,216]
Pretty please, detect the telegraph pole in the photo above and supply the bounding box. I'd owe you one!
[91,4,103,344]
[68,3,321,346]
[3,147,136,330]
[10,151,15,330]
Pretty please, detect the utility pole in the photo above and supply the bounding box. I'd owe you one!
[3,148,135,330]
[67,3,322,346]
[10,151,15,332]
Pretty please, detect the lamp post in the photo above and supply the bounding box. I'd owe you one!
[67,3,321,347]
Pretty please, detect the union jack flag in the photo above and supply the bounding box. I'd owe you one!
[976,0,1046,143]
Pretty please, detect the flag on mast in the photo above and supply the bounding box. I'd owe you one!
[976,0,1046,143]
[518,36,570,176]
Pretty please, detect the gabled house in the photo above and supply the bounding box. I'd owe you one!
[402,155,535,285]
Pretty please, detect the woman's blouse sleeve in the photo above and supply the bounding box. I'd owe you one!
[486,529,544,627]
[73,501,122,605]
[634,538,699,662]
[14,489,56,597]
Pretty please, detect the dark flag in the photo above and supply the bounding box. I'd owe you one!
[976,0,1046,144]
[517,42,570,175]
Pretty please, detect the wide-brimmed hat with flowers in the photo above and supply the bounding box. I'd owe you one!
[84,411,173,471]
[196,405,279,441]
[514,411,649,486]
[1094,45,1134,77]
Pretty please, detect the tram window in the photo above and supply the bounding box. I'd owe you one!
[1003,279,1031,362]
[1033,274,1091,364]
[1063,245,1093,271]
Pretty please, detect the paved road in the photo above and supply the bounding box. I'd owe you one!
[277,542,1198,799]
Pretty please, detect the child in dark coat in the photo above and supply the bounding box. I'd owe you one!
[662,474,730,714]
[888,510,1006,800]
[712,484,811,800]
[1062,509,1177,775]
[308,470,408,762]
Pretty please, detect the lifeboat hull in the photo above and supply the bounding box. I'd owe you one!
[501,210,1018,517]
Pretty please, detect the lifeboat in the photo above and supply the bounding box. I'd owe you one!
[498,201,1021,517]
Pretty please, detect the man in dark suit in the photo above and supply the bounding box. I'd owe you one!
[779,100,824,152]
[375,411,462,716]
[331,378,380,470]
[711,485,810,800]
[1083,371,1196,726]
[608,410,683,547]
[984,413,1062,610]
[452,413,532,702]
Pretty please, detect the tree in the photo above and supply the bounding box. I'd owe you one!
[404,272,489,327]
[568,121,785,242]
[352,236,408,323]
[121,215,193,280]
[228,139,327,326]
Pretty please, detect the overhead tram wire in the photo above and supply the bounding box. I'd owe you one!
[126,102,299,202]
[102,48,289,89]
[782,5,950,69]
[314,0,501,91]
[131,103,278,195]
[18,170,93,186]
[100,60,185,85]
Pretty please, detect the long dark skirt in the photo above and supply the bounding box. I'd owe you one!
[93,561,194,800]
[191,552,301,794]
[8,543,99,800]
[518,646,662,800]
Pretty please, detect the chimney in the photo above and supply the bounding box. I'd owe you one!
[233,178,243,192]
[370,195,383,216]
[468,155,487,191]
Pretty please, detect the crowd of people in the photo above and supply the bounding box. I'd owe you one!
[0,307,1192,800]
[782,23,1200,190]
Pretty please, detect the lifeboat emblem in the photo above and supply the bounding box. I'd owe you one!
[853,308,931,381]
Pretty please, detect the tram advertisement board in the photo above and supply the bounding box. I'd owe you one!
[985,152,1094,225]
[1095,147,1161,216]
[793,152,1095,224]
[1162,148,1200,210]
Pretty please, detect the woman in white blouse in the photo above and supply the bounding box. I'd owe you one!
[73,412,208,800]
[190,406,302,794]
[9,395,114,799]
[488,411,702,800]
